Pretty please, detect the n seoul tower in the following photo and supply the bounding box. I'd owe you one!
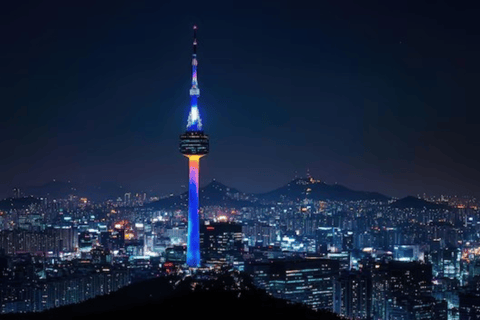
[179,25,209,268]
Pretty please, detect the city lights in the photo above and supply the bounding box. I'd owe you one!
[1,5,479,318]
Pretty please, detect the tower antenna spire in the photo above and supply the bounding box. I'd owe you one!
[193,25,198,55]
[187,25,201,131]
[190,25,200,98]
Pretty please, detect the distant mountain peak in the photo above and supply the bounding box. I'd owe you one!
[261,177,389,202]
[290,177,324,185]
[203,180,231,191]
[390,196,449,210]
[205,179,227,188]
[150,180,257,209]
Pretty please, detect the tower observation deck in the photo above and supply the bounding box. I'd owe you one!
[179,25,209,268]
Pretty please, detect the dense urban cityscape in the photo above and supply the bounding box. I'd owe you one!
[0,177,480,319]
[3,1,480,319]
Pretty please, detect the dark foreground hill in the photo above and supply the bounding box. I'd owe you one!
[3,272,341,320]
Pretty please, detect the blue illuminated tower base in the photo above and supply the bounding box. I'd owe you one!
[186,155,202,267]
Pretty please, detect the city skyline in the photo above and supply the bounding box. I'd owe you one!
[3,2,480,318]
[2,1,480,199]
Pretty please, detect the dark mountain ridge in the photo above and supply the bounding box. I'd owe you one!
[258,177,390,202]
[149,177,390,209]
[21,180,127,202]
[389,195,450,210]
[21,177,390,207]
[148,179,259,209]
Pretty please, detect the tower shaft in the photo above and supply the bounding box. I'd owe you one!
[186,155,203,267]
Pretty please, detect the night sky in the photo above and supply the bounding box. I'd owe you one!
[2,0,480,199]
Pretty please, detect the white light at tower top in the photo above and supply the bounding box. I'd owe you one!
[187,106,202,131]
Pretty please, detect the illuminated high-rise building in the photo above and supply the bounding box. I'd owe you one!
[245,257,340,311]
[179,25,209,268]
[200,222,243,267]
